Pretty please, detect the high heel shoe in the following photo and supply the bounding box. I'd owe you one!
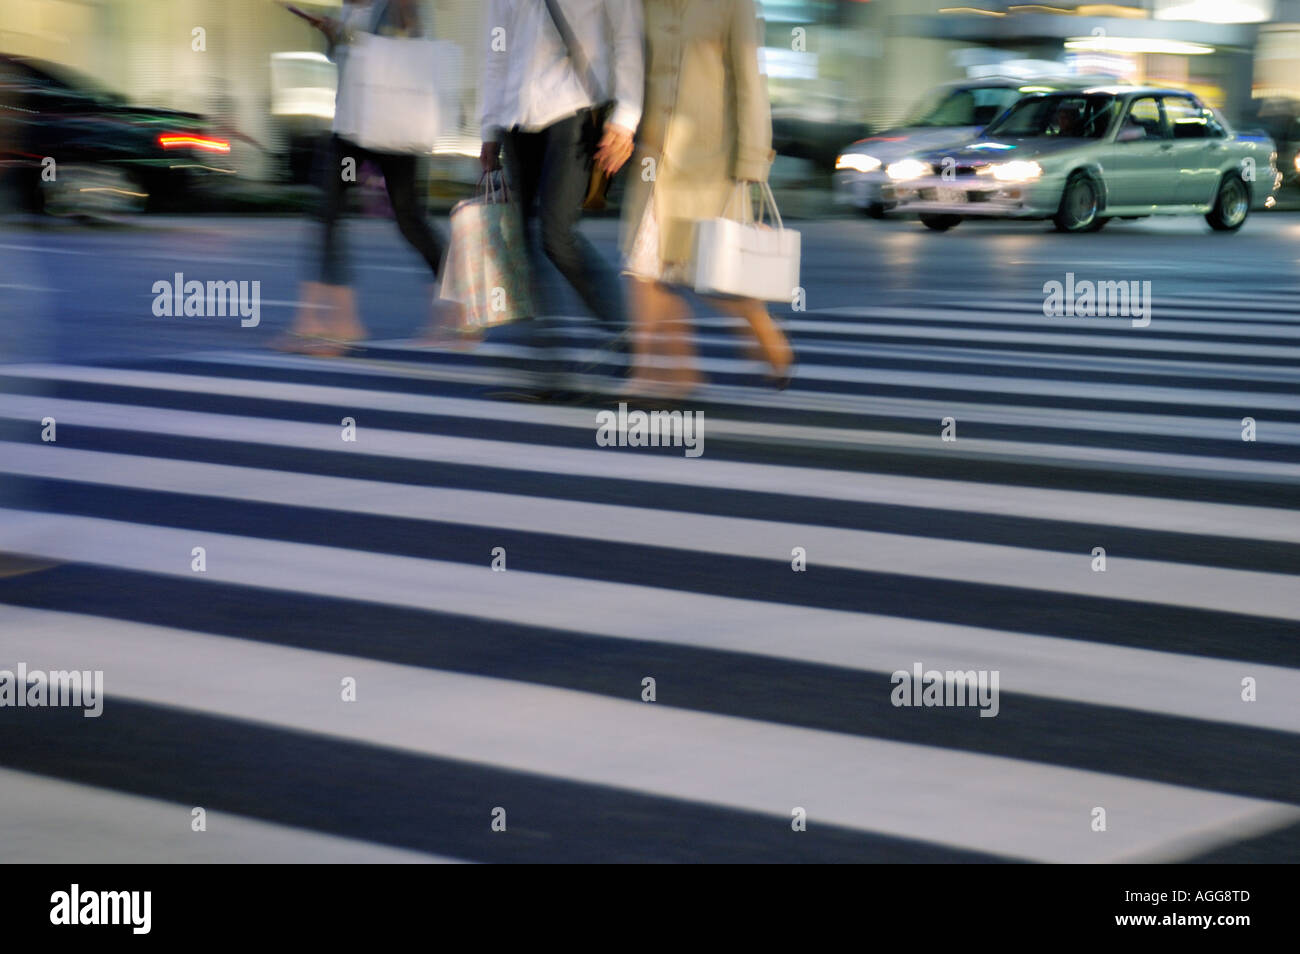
[766,360,796,391]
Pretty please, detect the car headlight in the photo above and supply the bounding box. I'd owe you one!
[886,158,930,181]
[1293,154,1299,174]
[987,160,1042,183]
[835,153,882,174]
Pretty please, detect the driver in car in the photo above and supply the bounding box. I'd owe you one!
[1054,104,1082,137]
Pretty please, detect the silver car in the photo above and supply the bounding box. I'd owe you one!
[833,79,1035,218]
[882,87,1278,233]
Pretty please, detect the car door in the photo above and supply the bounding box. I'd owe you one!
[1108,95,1179,208]
[1162,94,1230,206]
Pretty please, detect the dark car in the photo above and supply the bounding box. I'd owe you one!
[0,54,232,217]
[1240,96,1299,193]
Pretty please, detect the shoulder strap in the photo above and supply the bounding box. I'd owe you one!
[369,0,393,34]
[541,0,601,102]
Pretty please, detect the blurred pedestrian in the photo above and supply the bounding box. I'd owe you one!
[478,0,644,401]
[277,0,455,356]
[621,0,794,400]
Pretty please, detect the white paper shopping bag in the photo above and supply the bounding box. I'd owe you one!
[439,175,535,330]
[692,182,801,302]
[334,34,462,154]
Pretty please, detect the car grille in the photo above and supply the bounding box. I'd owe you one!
[930,163,984,177]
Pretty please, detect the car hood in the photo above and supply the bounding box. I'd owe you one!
[842,126,983,163]
[100,101,206,125]
[911,137,1094,166]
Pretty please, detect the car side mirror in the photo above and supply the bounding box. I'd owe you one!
[1116,126,1145,143]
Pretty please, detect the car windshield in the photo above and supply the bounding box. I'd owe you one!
[903,86,1021,128]
[12,58,126,104]
[983,93,1118,139]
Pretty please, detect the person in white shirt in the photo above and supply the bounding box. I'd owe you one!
[478,0,644,401]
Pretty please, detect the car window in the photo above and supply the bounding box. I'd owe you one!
[970,87,1022,127]
[0,60,47,87]
[1121,97,1167,140]
[982,93,1116,139]
[905,86,1021,127]
[1163,96,1225,139]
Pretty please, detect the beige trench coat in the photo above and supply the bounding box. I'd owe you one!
[620,0,775,267]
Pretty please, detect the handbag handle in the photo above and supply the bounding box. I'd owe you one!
[757,181,784,232]
[721,181,784,231]
[479,170,510,204]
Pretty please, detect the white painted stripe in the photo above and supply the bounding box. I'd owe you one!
[5,606,1295,863]
[809,309,1300,340]
[553,324,1300,385]
[0,243,88,256]
[2,510,1298,731]
[383,342,1300,410]
[137,255,293,268]
[191,344,1300,412]
[8,361,1300,444]
[0,767,460,864]
[813,291,1300,317]
[3,395,1299,510]
[16,333,1300,415]
[861,300,1300,325]
[797,315,1300,360]
[5,445,1299,621]
[197,343,1300,426]
[969,290,1300,305]
[6,402,1300,543]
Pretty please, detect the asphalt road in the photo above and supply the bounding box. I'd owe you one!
[2,210,1300,363]
[0,209,1297,863]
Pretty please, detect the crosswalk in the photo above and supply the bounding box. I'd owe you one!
[1,293,1298,863]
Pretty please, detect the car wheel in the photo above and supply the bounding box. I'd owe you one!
[40,163,148,221]
[920,214,962,231]
[1053,172,1104,232]
[864,202,888,219]
[1206,172,1249,231]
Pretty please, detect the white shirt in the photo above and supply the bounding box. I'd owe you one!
[479,0,644,141]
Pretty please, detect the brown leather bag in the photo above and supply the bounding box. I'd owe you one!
[580,104,615,211]
[542,0,615,212]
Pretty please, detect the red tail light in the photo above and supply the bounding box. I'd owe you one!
[158,134,230,153]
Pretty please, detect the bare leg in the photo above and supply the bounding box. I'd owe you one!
[626,278,702,397]
[282,280,329,341]
[417,286,479,351]
[704,295,793,376]
[275,282,364,356]
[323,284,364,341]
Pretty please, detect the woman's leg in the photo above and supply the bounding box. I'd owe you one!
[375,152,473,347]
[278,134,363,354]
[377,152,447,277]
[704,295,794,377]
[626,278,702,397]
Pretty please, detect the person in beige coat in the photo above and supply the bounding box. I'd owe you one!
[621,0,794,399]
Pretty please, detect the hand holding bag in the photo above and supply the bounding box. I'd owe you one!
[692,182,802,302]
[439,173,535,330]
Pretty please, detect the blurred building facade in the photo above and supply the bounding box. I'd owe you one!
[1,0,1295,182]
[0,0,479,181]
[764,1,1291,130]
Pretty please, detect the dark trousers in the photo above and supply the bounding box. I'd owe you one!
[502,111,626,372]
[316,133,446,286]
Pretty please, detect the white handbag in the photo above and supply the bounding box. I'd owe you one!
[692,182,801,302]
[333,29,461,155]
